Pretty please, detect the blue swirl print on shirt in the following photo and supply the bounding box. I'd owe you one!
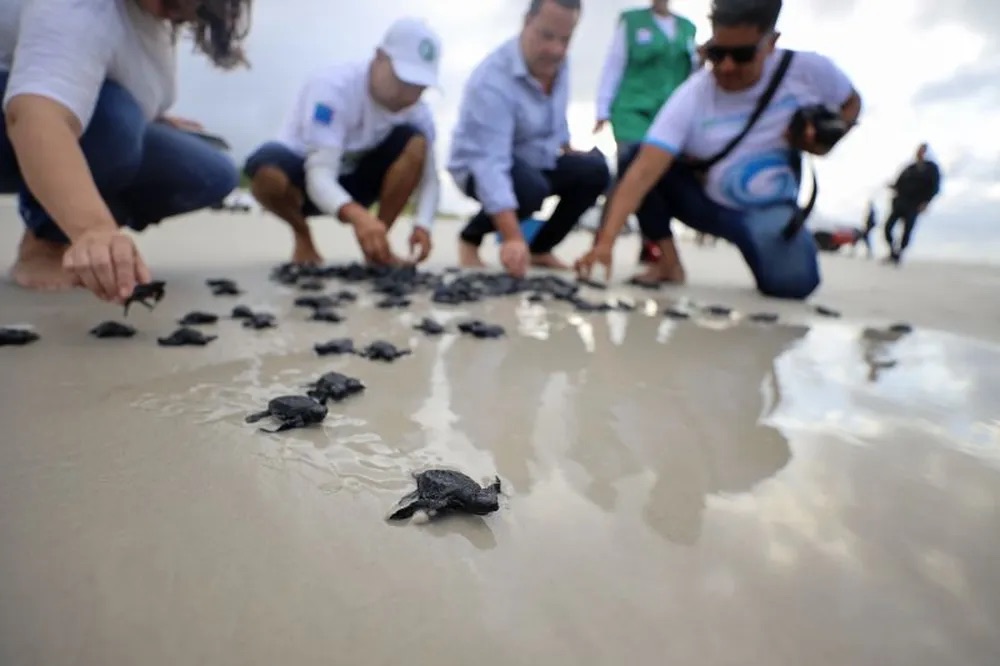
[718,149,800,208]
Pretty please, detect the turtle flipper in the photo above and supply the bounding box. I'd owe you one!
[387,491,421,520]
[245,410,269,424]
[262,416,306,434]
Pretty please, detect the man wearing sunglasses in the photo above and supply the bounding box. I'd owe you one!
[576,0,862,299]
[0,0,251,304]
[244,17,442,267]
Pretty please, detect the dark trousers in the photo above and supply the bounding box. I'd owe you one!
[883,198,921,259]
[621,148,820,300]
[0,73,239,244]
[243,124,420,216]
[459,150,610,254]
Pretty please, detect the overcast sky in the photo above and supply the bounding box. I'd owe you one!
[173,0,998,249]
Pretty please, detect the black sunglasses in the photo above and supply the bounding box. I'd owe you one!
[703,35,771,65]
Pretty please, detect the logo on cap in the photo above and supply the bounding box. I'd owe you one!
[418,37,436,62]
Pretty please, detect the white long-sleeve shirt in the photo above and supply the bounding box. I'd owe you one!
[278,60,440,230]
[596,13,699,122]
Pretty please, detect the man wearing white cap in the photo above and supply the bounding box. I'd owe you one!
[245,17,442,266]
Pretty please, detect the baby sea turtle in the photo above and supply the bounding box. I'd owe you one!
[245,395,328,433]
[0,327,40,346]
[457,320,505,339]
[814,305,841,318]
[178,311,218,326]
[748,312,779,323]
[414,317,445,335]
[358,340,411,361]
[157,327,217,346]
[889,322,913,334]
[388,470,502,522]
[231,305,254,319]
[295,295,337,310]
[703,305,733,317]
[90,321,137,338]
[207,278,242,296]
[571,297,612,313]
[297,280,325,292]
[306,371,365,403]
[242,313,276,330]
[310,309,344,323]
[314,337,356,356]
[376,295,412,309]
[663,307,690,320]
[123,280,165,316]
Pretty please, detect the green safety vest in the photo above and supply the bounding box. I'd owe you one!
[609,9,697,144]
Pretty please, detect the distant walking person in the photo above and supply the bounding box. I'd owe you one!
[595,0,699,266]
[884,143,941,264]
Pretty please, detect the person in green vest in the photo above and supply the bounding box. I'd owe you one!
[595,1,700,265]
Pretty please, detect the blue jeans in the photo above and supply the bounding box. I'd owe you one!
[622,149,820,300]
[459,149,611,254]
[0,74,239,244]
[242,124,421,216]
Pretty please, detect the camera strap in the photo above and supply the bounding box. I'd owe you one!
[682,49,795,172]
[781,146,820,241]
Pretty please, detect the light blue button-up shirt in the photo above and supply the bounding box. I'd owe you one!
[447,37,571,215]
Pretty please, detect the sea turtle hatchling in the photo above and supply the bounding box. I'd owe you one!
[314,337,356,356]
[245,395,328,433]
[413,317,445,335]
[457,320,505,339]
[123,281,166,316]
[357,340,411,361]
[0,327,40,346]
[387,469,502,522]
[178,311,218,326]
[305,371,365,403]
[90,321,137,338]
[157,327,217,346]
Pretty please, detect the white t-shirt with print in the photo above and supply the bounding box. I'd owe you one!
[643,49,856,210]
[1,0,177,128]
[277,60,437,175]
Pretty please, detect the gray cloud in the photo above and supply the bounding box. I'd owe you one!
[912,55,1000,106]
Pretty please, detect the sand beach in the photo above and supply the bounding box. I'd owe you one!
[1,200,998,665]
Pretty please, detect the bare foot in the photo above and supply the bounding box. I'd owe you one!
[631,260,686,286]
[10,231,75,291]
[292,234,323,265]
[531,253,569,270]
[458,240,485,268]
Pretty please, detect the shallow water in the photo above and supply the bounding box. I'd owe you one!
[1,266,997,665]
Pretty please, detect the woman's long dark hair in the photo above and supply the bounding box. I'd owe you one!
[187,0,254,69]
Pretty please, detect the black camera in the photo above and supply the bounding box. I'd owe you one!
[788,105,849,150]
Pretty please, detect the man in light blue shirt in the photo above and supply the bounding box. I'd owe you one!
[448,0,611,277]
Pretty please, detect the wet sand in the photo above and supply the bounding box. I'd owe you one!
[1,204,999,665]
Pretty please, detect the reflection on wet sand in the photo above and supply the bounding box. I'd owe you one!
[439,310,808,546]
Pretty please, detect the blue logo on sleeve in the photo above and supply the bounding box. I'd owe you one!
[313,103,334,126]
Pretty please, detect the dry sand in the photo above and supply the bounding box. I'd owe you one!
[1,202,998,666]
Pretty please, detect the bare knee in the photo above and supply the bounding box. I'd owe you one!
[250,165,301,210]
[398,134,427,174]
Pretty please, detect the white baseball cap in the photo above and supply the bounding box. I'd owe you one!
[379,17,442,88]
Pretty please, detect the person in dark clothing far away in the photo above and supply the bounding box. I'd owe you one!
[883,142,941,264]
